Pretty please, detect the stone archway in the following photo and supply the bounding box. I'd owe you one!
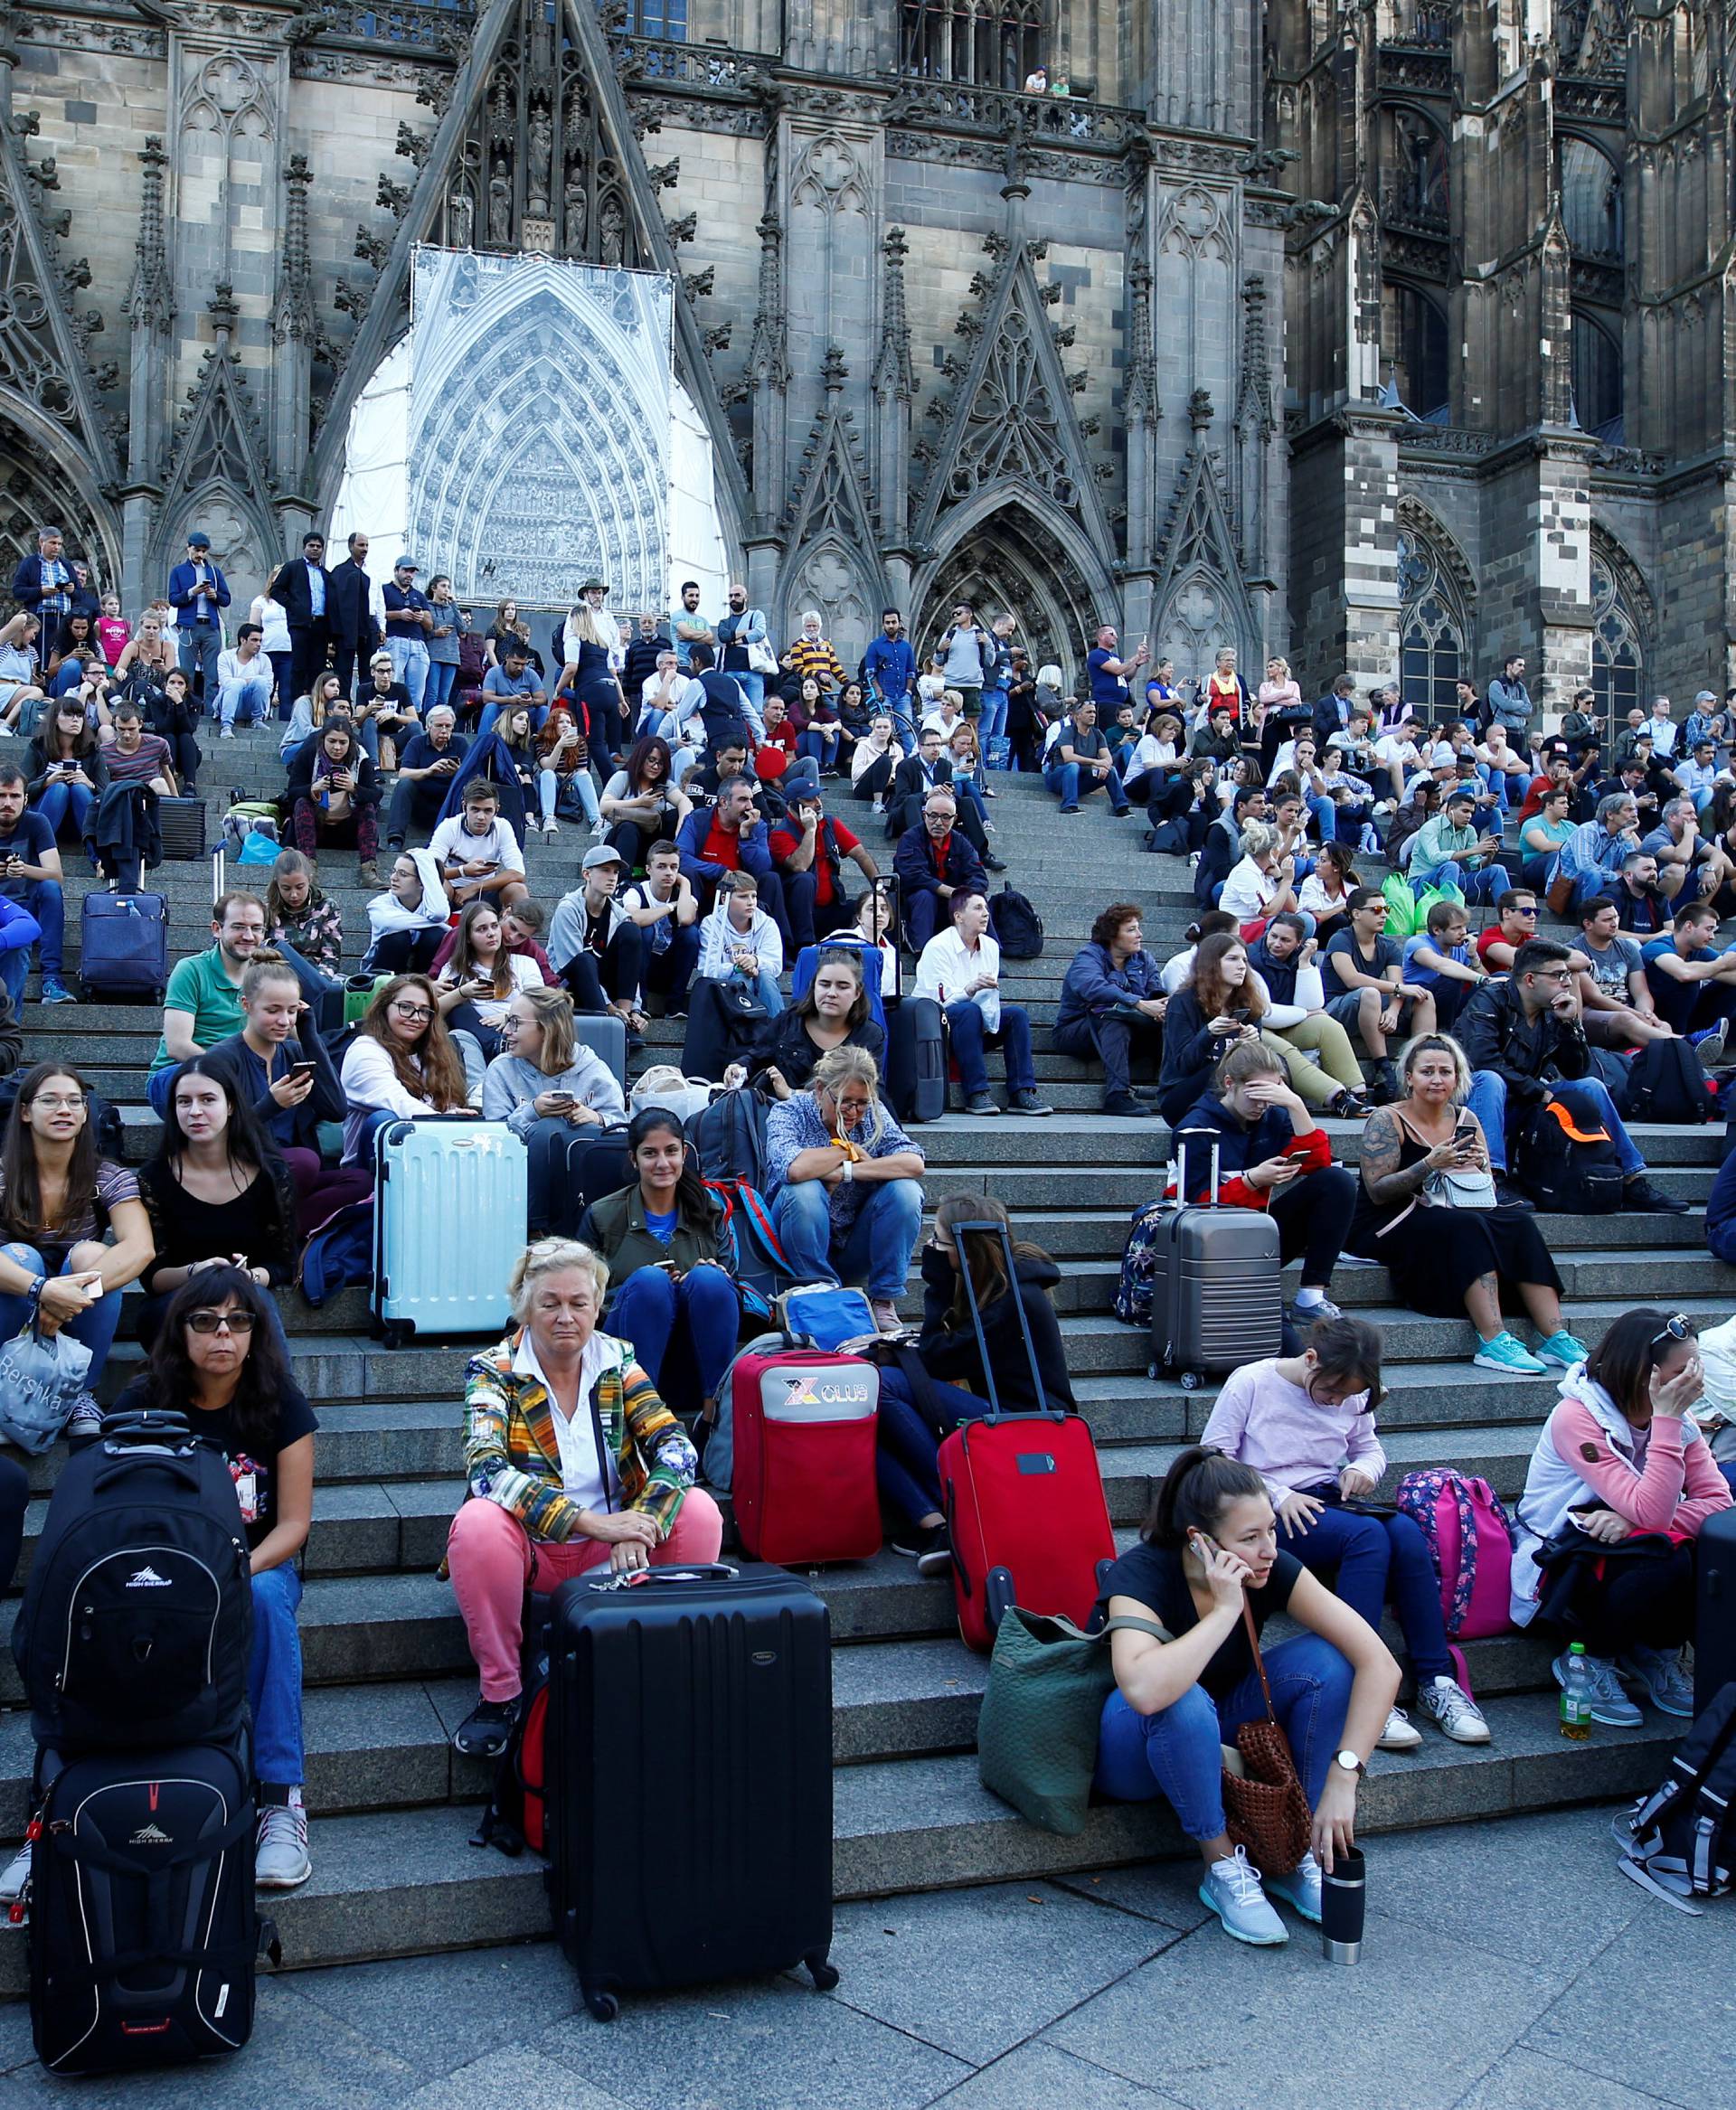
[913,499,1116,689]
[0,403,123,597]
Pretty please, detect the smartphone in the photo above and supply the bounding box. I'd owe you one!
[544,1090,574,1109]
[288,1061,316,1081]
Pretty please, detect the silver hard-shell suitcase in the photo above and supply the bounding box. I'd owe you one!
[1148,1133,1283,1389]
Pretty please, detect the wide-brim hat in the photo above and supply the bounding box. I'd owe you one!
[579,577,609,595]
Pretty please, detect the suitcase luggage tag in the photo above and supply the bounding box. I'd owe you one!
[586,1562,738,1594]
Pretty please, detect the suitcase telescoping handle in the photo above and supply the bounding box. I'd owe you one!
[945,1218,1060,1425]
[588,1562,740,1593]
[1173,1129,1222,1209]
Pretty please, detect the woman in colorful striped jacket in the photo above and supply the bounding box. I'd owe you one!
[445,1237,723,1758]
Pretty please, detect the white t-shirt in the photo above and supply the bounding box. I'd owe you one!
[516,1333,619,1513]
[427,814,526,877]
[438,948,541,1028]
[1373,735,1420,774]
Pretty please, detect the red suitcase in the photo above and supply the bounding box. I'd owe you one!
[935,1219,1115,1651]
[730,1349,882,1565]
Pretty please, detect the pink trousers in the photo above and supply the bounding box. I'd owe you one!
[447,1491,725,1700]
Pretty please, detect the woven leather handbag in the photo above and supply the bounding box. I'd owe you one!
[1221,1599,1313,1874]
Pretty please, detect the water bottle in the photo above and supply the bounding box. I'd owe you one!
[1560,1641,1594,1739]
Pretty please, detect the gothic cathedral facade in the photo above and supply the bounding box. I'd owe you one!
[0,0,1716,711]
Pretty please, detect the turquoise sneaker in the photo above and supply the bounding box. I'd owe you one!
[1473,1331,1548,1375]
[1534,1330,1590,1368]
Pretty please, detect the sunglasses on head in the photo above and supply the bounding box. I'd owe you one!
[1651,1313,1694,1347]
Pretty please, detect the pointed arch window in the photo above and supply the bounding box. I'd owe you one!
[900,3,1044,89]
[1590,554,1644,736]
[619,1,687,33]
[1396,523,1470,722]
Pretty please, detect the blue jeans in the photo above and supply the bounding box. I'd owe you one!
[424,660,458,713]
[389,636,429,712]
[978,686,1008,745]
[946,1000,1035,1095]
[1409,859,1468,895]
[734,671,766,714]
[33,783,96,845]
[772,1177,922,1302]
[0,1240,123,1387]
[797,726,841,768]
[250,1564,306,1787]
[1306,794,1336,843]
[608,1261,740,1414]
[0,873,61,985]
[1285,1501,1451,1681]
[874,1362,993,1526]
[1094,1633,1353,1841]
[1045,760,1129,813]
[1466,1070,1645,1177]
[218,674,272,729]
[544,768,600,826]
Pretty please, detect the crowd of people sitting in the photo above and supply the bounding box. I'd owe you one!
[0,519,1730,1965]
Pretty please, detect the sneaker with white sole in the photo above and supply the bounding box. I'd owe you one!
[1414,1674,1492,1744]
[1552,1649,1642,1727]
[1197,1845,1288,1946]
[0,1839,29,1918]
[1473,1330,1548,1375]
[255,1794,311,1889]
[1264,1850,1322,1924]
[1618,1644,1696,1718]
[1533,1330,1590,1369]
[1377,1705,1422,1752]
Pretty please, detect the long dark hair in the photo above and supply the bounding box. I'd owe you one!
[625,1108,712,1225]
[447,900,513,998]
[148,1056,297,1279]
[358,974,469,1109]
[931,1192,1052,1332]
[0,1062,99,1239]
[792,947,869,1031]
[1586,1306,1696,1426]
[46,696,97,759]
[137,1267,289,1454]
[626,735,674,793]
[1189,932,1267,1024]
[1144,1445,1269,1549]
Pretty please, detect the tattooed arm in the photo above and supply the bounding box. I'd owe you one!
[1358,1105,1450,1204]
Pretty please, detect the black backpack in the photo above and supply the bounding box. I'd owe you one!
[1616,1681,1736,1909]
[1622,1036,1712,1125]
[1514,1089,1626,1213]
[989,884,1043,959]
[686,1085,768,1186]
[14,1409,253,1751]
[473,1597,552,1859]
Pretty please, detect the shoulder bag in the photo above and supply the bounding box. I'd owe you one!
[1221,1598,1314,1874]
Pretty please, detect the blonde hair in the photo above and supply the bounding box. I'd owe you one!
[941,689,965,713]
[1036,664,1062,688]
[509,1238,609,1319]
[811,1043,888,1148]
[1238,820,1278,860]
[514,984,576,1075]
[1398,1031,1472,1103]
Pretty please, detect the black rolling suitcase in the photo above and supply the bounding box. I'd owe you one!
[27,1738,276,2074]
[1695,1503,1736,1715]
[886,993,946,1122]
[544,1561,837,2021]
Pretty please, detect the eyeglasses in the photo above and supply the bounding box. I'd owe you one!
[187,1310,255,1335]
[1651,1313,1693,1346]
[30,1095,84,1111]
[391,1002,434,1022]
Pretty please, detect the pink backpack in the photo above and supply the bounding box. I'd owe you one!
[1395,1468,1515,1660]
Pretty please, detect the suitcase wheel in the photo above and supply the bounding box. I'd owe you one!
[382,1319,410,1351]
[1179,1369,1203,1392]
[807,1951,840,1992]
[583,1983,620,2023]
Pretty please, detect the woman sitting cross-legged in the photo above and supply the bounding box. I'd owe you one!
[759,945,885,1099]
[339,973,479,1164]
[575,1107,741,1421]
[1095,1446,1400,1946]
[0,1061,155,1437]
[873,1194,1074,1575]
[1511,1306,1731,1726]
[445,1238,724,1757]
[1346,1032,1588,1377]
[763,1045,925,1336]
[108,1267,317,1889]
[913,888,1052,1116]
[136,1057,299,1360]
[1201,1314,1492,1755]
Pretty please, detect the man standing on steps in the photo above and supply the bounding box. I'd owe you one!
[167,530,230,706]
[146,890,269,1119]
[862,607,916,732]
[1053,902,1166,1116]
[326,531,382,702]
[270,532,331,710]
[894,790,985,952]
[1458,935,1689,1214]
[0,766,67,1005]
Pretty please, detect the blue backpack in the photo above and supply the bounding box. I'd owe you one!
[298,1199,374,1306]
[687,1087,769,1187]
[1113,1199,1167,1327]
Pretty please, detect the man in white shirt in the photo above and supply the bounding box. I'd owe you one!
[619,839,700,1017]
[912,887,1052,1116]
[1373,717,1425,800]
[215,621,274,735]
[427,779,528,909]
[1646,694,1680,758]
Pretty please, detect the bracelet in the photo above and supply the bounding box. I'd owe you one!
[25,1274,45,1309]
[841,1158,854,1183]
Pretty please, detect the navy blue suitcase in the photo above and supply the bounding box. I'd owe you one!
[79,891,169,1003]
[545,1562,836,2020]
[1696,1504,1736,1714]
[887,993,946,1122]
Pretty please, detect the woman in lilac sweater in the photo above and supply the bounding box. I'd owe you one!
[1200,1314,1492,1753]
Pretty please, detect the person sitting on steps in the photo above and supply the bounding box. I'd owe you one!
[759,945,884,1098]
[1320,885,1439,1102]
[1094,1446,1400,1947]
[1511,1307,1730,1726]
[913,887,1052,1116]
[446,1238,724,1758]
[1053,901,1167,1117]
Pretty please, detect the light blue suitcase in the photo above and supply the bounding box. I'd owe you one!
[373,1116,528,1345]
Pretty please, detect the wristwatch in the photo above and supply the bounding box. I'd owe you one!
[1334,1748,1365,1778]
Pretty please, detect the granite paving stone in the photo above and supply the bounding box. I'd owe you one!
[1452,2047,1690,2110]
[922,2042,1190,2109]
[388,2043,635,2110]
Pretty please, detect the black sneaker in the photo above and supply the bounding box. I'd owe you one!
[964,1091,1000,1116]
[453,1694,522,1759]
[1103,1093,1156,1117]
[1621,1174,1691,1214]
[914,1523,953,1578]
[1492,1175,1536,1211]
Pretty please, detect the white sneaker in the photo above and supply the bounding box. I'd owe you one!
[1264,1849,1322,1924]
[542,819,560,839]
[1415,1674,1492,1744]
[0,1840,29,1916]
[1198,1845,1288,1945]
[255,1794,311,1889]
[219,725,235,739]
[1377,1706,1422,1752]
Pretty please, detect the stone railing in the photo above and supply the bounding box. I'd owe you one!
[314,0,476,55]
[887,76,1134,148]
[618,36,758,89]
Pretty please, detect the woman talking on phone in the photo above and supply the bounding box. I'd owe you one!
[1096,1445,1399,1946]
[1346,1032,1585,1377]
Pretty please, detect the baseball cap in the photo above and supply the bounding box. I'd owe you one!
[582,844,625,872]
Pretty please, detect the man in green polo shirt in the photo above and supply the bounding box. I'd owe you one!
[148,890,268,1116]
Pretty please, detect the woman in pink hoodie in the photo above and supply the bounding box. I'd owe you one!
[1512,1307,1731,1725]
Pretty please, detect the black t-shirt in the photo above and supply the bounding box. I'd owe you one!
[1323,928,1401,1000]
[1096,1540,1301,1702]
[0,809,56,862]
[583,906,610,957]
[110,1375,319,1551]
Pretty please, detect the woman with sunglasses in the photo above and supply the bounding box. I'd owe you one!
[1201,1314,1493,1752]
[108,1268,317,1890]
[339,973,477,1163]
[1510,1307,1730,1725]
